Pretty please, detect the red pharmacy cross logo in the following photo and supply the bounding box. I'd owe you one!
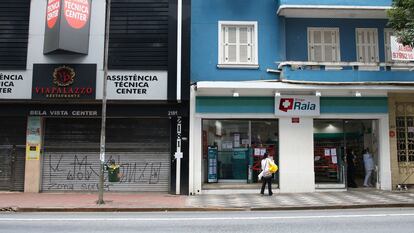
[279,98,294,112]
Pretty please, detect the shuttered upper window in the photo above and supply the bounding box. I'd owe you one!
[0,0,30,70]
[307,28,340,62]
[356,28,379,63]
[218,21,258,69]
[384,28,397,63]
[108,0,169,70]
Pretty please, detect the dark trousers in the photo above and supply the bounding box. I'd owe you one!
[347,167,357,188]
[260,176,273,195]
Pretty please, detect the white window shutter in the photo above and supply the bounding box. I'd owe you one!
[356,28,379,63]
[227,27,237,63]
[384,29,394,62]
[308,28,339,62]
[218,22,257,66]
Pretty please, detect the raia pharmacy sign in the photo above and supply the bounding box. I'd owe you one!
[107,71,167,100]
[275,96,320,116]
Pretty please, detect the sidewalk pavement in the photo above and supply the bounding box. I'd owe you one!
[0,189,413,212]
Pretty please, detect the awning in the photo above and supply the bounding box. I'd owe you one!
[195,80,414,97]
[277,5,391,19]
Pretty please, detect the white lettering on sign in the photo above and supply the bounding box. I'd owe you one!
[275,95,320,116]
[0,72,30,99]
[47,0,60,29]
[106,71,168,100]
[391,36,414,61]
[64,0,89,29]
[29,110,98,116]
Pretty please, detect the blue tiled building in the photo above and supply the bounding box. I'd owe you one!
[189,0,414,195]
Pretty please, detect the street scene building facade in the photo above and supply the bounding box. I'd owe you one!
[189,0,414,195]
[0,0,190,194]
[0,0,413,196]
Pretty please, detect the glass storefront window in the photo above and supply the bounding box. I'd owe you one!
[203,120,278,183]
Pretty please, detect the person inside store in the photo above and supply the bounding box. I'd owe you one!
[346,149,358,188]
[363,148,375,187]
[260,152,274,196]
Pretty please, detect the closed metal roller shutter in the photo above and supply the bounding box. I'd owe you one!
[109,0,169,70]
[42,118,170,192]
[0,0,30,70]
[0,117,26,191]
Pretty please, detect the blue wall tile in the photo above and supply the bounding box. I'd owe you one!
[191,0,284,82]
[285,18,389,62]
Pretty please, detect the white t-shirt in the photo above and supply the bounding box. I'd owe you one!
[261,157,273,177]
[363,152,374,171]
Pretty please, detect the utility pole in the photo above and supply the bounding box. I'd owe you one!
[98,0,111,205]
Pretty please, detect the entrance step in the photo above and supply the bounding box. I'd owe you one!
[202,183,280,195]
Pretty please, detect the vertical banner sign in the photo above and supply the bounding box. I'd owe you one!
[391,36,414,61]
[26,117,42,160]
[208,146,218,183]
[44,0,92,54]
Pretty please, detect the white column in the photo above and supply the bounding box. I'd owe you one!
[189,86,203,195]
[279,117,315,193]
[378,115,392,190]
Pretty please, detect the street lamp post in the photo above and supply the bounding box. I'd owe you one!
[98,0,111,205]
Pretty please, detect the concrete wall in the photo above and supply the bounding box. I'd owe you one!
[27,0,106,99]
[279,117,315,193]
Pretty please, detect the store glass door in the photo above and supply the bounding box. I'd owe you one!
[313,119,379,188]
[314,120,346,187]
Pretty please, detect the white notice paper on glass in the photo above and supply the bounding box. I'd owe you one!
[260,149,266,156]
[234,134,240,148]
[330,148,337,156]
[324,149,331,156]
[254,148,261,156]
[331,155,338,164]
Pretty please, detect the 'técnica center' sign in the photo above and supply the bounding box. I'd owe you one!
[275,95,320,116]
[106,71,168,100]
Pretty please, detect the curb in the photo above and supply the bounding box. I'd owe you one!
[9,203,414,212]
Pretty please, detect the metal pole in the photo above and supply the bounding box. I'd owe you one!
[98,0,111,205]
[174,0,183,196]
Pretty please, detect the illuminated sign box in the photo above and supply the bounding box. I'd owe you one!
[44,0,92,54]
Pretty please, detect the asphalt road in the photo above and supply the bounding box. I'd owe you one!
[0,208,413,233]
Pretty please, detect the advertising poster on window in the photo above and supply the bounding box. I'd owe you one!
[26,117,42,160]
[391,36,414,61]
[208,146,218,183]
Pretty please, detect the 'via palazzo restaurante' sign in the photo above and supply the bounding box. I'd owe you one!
[32,64,96,100]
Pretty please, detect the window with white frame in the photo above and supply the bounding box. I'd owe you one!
[218,21,258,68]
[356,28,379,63]
[307,28,340,62]
[384,28,394,63]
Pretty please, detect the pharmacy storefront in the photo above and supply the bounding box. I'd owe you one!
[189,82,392,195]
